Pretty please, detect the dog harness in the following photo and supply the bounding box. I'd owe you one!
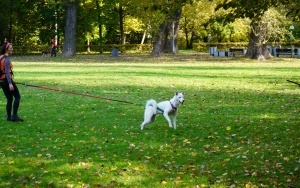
[157,101,177,113]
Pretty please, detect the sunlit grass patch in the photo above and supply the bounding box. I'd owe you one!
[0,54,299,187]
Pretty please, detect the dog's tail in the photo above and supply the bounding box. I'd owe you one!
[145,99,157,113]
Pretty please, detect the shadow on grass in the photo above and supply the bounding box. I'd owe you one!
[0,83,299,187]
[0,60,299,187]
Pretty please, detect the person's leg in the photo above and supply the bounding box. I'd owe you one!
[10,83,23,122]
[54,47,57,57]
[51,47,54,57]
[12,83,20,115]
[0,81,13,120]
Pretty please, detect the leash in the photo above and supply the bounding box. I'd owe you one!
[16,82,144,106]
[286,80,300,87]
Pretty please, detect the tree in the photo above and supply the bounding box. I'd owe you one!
[0,0,43,45]
[248,8,290,59]
[39,0,64,46]
[62,0,77,57]
[95,0,104,45]
[181,0,216,48]
[151,9,181,56]
[150,0,189,56]
[227,18,251,42]
[0,0,12,42]
[217,0,286,60]
[285,1,300,21]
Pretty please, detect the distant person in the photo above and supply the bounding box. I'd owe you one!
[0,42,24,122]
[51,39,57,57]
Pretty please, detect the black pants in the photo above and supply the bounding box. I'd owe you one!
[0,79,21,119]
[51,46,57,57]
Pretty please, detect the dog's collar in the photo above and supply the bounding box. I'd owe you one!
[170,101,177,111]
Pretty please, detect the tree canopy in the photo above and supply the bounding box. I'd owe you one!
[0,0,299,58]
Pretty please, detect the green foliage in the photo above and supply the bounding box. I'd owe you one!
[259,8,291,43]
[180,0,251,47]
[0,54,299,187]
[1,0,300,53]
[124,16,144,34]
[181,0,216,41]
[227,18,251,42]
[219,0,281,20]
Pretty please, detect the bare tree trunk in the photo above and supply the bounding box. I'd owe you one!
[151,9,181,57]
[187,31,195,49]
[119,6,125,45]
[8,0,13,42]
[87,38,90,53]
[165,22,179,53]
[246,21,271,60]
[95,0,103,44]
[62,1,77,57]
[139,30,147,51]
[96,0,103,53]
[151,22,167,57]
[55,0,60,47]
[141,30,146,45]
[246,30,270,60]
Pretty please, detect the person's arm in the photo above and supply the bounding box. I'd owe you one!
[4,57,14,91]
[4,58,12,83]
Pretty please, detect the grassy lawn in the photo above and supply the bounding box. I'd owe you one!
[0,53,299,187]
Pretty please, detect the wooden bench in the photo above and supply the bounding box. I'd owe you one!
[276,48,298,57]
[228,48,245,57]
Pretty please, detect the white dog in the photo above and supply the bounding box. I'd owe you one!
[141,92,184,130]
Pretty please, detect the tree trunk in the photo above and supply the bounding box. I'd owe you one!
[184,30,190,49]
[246,21,271,60]
[165,10,181,54]
[96,0,102,44]
[8,0,13,42]
[119,6,125,45]
[96,0,103,53]
[55,0,60,47]
[151,9,181,57]
[151,22,167,57]
[62,1,77,57]
[187,31,195,49]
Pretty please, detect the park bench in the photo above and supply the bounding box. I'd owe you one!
[275,48,298,57]
[228,48,246,57]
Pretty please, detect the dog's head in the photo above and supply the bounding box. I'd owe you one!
[174,92,185,104]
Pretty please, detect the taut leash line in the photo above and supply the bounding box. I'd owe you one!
[16,82,142,106]
[287,80,300,87]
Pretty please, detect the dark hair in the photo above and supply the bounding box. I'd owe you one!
[0,42,10,55]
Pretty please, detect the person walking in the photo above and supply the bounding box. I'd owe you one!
[51,39,57,57]
[0,42,24,122]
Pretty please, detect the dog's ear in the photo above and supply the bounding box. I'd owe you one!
[175,92,178,96]
[181,91,184,94]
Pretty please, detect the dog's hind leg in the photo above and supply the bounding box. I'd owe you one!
[140,121,147,130]
[151,115,156,122]
[141,109,154,130]
[141,116,153,130]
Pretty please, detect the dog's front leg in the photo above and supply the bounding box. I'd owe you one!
[163,111,173,128]
[172,115,177,129]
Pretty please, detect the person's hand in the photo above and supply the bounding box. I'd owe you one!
[9,83,14,91]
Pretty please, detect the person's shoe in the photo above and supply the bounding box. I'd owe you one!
[10,115,24,122]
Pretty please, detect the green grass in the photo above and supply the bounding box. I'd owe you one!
[0,53,299,187]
